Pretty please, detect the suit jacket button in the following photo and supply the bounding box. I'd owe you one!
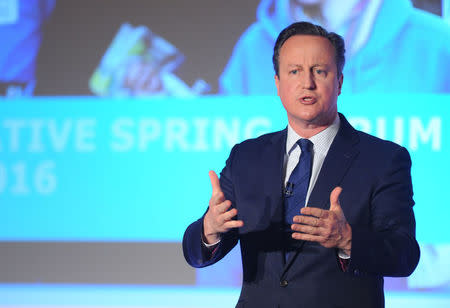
[280,279,288,287]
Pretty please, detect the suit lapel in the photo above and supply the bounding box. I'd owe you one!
[263,129,287,208]
[261,129,287,271]
[307,114,360,210]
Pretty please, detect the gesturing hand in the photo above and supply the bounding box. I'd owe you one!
[203,171,244,244]
[291,187,352,255]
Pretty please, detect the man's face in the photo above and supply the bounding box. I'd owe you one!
[275,35,343,131]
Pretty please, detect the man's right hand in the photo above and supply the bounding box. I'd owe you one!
[203,170,244,244]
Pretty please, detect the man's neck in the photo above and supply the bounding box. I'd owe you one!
[288,114,339,138]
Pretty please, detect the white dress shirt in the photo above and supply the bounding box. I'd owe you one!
[284,115,340,205]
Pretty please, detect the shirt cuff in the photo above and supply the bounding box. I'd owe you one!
[201,235,221,258]
[203,238,221,248]
[338,249,351,259]
[201,228,221,248]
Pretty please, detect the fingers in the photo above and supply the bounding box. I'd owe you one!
[209,171,226,206]
[223,219,244,229]
[204,171,244,239]
[217,208,242,229]
[210,190,226,206]
[329,186,343,211]
[299,186,343,216]
[214,203,239,224]
[292,214,324,236]
[206,182,244,235]
[292,187,349,250]
[292,223,321,235]
[293,214,323,227]
[291,218,334,247]
[300,206,327,218]
[209,199,232,217]
[208,203,243,233]
[221,204,238,220]
[209,170,223,195]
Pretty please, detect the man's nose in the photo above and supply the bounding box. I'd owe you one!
[300,72,316,89]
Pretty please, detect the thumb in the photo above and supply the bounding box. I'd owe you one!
[329,186,343,212]
[209,170,223,195]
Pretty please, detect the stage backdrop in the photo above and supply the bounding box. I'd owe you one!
[1,0,449,307]
[1,94,449,290]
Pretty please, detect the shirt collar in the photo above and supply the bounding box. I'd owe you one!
[286,115,340,155]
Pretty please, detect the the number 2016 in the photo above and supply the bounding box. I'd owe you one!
[0,161,57,195]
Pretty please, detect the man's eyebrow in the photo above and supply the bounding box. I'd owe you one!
[287,63,329,67]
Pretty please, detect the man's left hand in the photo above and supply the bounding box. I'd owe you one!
[291,186,352,255]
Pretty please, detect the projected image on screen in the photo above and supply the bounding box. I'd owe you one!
[0,0,55,96]
[220,0,450,95]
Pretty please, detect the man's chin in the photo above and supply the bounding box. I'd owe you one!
[290,112,336,130]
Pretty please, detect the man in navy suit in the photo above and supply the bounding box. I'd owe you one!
[183,21,420,307]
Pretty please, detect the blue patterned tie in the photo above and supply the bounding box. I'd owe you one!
[284,139,313,231]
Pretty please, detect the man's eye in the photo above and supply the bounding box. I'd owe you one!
[315,69,326,75]
[290,69,298,75]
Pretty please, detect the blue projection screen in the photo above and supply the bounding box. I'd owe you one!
[0,95,448,245]
[1,95,450,296]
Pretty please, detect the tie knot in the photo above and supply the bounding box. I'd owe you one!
[297,138,312,153]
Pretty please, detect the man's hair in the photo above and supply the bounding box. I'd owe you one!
[273,21,346,78]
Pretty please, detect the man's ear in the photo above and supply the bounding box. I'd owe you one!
[275,74,280,96]
[337,74,344,95]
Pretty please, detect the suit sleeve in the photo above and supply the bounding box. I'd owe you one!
[348,146,420,277]
[182,144,240,268]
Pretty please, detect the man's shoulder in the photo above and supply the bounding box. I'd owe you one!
[355,128,409,159]
[236,128,286,150]
[223,129,285,170]
[340,114,409,157]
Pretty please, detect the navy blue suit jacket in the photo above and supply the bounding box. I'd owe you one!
[183,114,420,308]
